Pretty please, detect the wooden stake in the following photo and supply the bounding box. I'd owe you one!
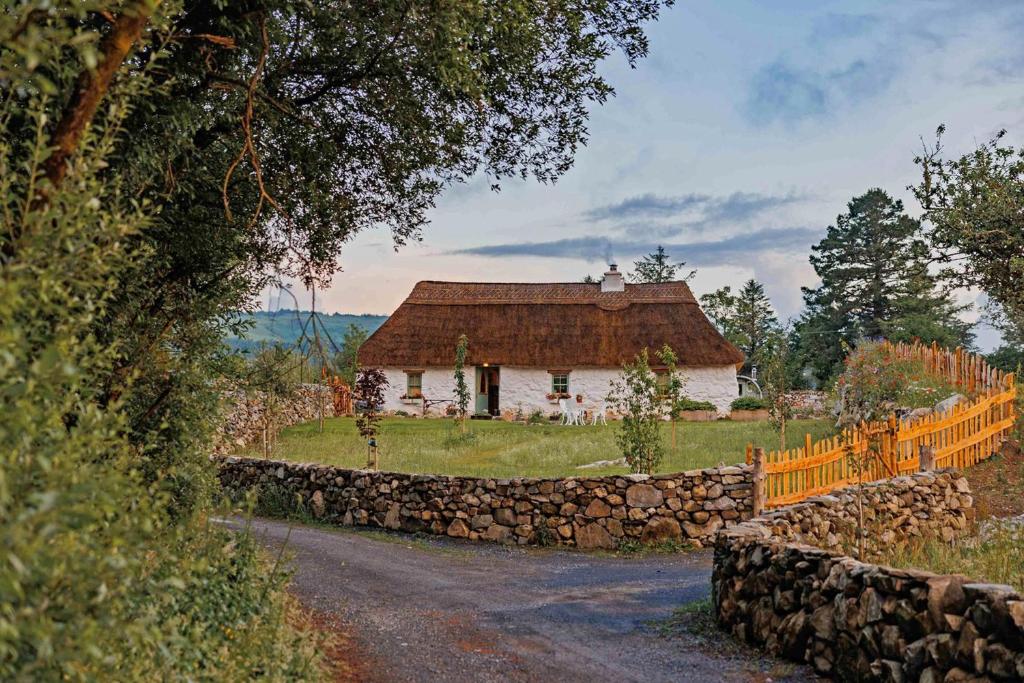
[752,447,766,516]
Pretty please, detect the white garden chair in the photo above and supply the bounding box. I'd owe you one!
[590,401,607,426]
[558,398,578,425]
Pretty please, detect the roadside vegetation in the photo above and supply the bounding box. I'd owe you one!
[880,524,1024,593]
[235,416,833,478]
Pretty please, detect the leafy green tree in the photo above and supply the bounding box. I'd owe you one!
[794,189,972,384]
[914,128,1024,333]
[914,127,1024,364]
[247,342,301,456]
[0,5,319,677]
[700,279,779,371]
[630,245,696,283]
[453,334,471,430]
[757,334,793,453]
[655,344,687,450]
[607,349,665,474]
[334,323,369,387]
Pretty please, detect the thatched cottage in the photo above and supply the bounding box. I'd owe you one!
[358,266,744,417]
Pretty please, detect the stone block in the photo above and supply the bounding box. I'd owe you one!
[625,483,663,508]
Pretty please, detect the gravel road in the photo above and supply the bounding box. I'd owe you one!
[231,517,814,682]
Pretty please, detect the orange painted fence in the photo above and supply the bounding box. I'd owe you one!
[746,342,1018,510]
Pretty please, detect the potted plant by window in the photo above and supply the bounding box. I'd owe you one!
[399,392,423,405]
[545,391,571,404]
[677,397,718,422]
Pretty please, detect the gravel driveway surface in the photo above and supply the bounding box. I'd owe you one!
[231,517,815,682]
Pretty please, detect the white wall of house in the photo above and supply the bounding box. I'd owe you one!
[380,364,738,416]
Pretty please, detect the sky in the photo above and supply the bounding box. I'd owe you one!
[269,0,1024,350]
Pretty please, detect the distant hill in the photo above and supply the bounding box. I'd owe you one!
[225,309,388,353]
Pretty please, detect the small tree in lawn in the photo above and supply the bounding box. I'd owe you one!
[453,334,471,432]
[355,368,388,469]
[758,333,793,454]
[656,344,687,450]
[607,349,665,474]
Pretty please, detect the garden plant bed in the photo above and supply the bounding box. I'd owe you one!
[234,416,832,478]
[729,409,769,422]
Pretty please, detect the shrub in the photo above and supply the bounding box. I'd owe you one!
[527,409,546,425]
[607,349,665,474]
[677,398,717,412]
[730,397,768,410]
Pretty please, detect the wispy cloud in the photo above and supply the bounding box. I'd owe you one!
[585,191,805,230]
[584,193,710,221]
[451,226,822,268]
[743,57,899,126]
[810,13,881,42]
[743,62,828,125]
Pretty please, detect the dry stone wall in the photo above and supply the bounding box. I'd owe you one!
[216,456,755,548]
[213,385,331,454]
[713,470,1024,681]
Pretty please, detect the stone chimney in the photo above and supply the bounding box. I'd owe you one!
[600,264,625,293]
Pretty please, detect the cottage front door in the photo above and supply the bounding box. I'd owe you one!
[486,367,500,416]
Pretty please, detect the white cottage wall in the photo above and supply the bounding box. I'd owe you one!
[381,367,461,414]
[379,364,738,416]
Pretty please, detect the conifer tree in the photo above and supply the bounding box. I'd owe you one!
[699,279,780,372]
[630,246,695,283]
[794,189,972,383]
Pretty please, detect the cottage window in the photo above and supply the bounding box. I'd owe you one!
[551,374,569,395]
[406,372,423,398]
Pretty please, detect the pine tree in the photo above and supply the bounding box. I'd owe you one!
[795,189,972,383]
[699,279,779,371]
[630,246,695,283]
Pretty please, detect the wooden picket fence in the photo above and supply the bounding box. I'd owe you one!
[746,341,1018,510]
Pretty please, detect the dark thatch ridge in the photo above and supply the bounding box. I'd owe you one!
[359,281,744,368]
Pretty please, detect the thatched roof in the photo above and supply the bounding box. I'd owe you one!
[358,281,744,368]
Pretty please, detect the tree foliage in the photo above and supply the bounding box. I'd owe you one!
[914,127,1024,354]
[700,279,780,371]
[757,333,793,453]
[794,189,972,384]
[334,323,368,387]
[655,343,687,448]
[630,245,695,283]
[607,349,665,474]
[453,334,471,427]
[354,367,388,440]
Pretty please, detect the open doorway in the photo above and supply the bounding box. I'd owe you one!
[474,366,501,416]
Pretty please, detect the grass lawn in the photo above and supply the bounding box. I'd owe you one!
[237,416,834,478]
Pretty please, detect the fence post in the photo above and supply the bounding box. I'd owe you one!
[919,444,935,472]
[752,447,765,517]
[746,442,753,465]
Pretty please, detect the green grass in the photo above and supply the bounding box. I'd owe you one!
[880,524,1024,592]
[238,416,834,478]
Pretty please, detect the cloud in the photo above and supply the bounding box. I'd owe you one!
[743,62,828,125]
[584,193,711,221]
[810,13,881,43]
[585,191,805,228]
[450,226,822,268]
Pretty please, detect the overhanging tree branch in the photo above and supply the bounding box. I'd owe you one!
[41,1,160,191]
